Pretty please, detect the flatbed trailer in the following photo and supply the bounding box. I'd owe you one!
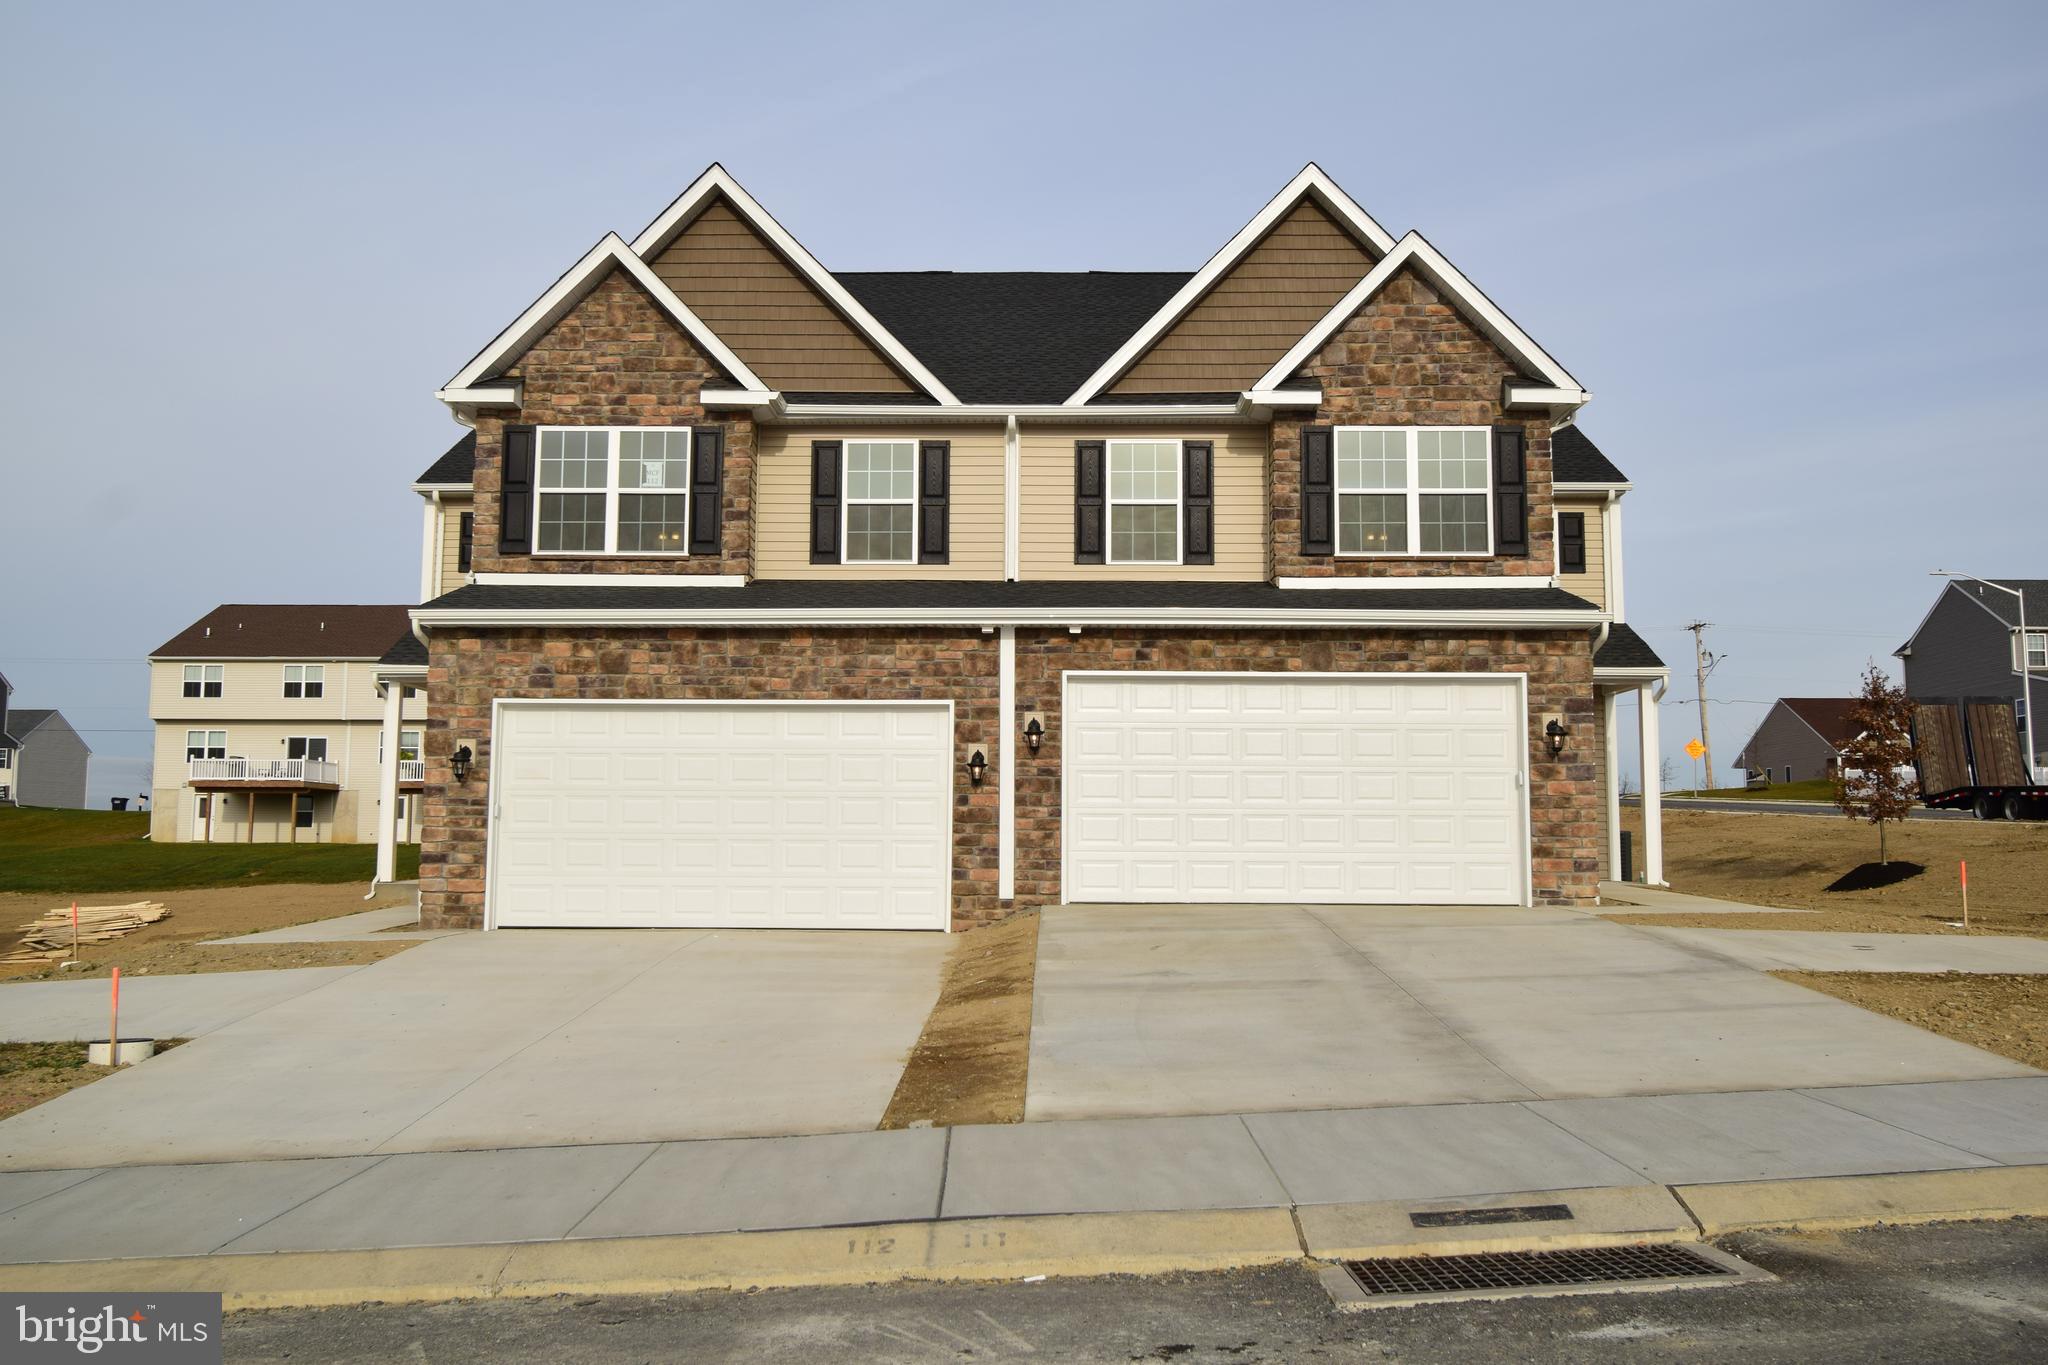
[1911,698,2047,821]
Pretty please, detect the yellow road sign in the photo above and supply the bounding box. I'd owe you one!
[1684,739,1706,760]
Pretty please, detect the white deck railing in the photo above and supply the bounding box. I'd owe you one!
[188,758,341,785]
[397,759,426,782]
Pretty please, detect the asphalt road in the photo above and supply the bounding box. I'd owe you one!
[224,1220,2048,1363]
[1629,796,1974,820]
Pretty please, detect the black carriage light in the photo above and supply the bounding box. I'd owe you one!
[966,749,988,786]
[1023,716,1045,754]
[1544,718,1570,759]
[451,744,474,784]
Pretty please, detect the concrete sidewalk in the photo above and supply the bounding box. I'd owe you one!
[1,1076,2043,1266]
[1639,927,2048,974]
[205,904,461,944]
[1596,882,1809,913]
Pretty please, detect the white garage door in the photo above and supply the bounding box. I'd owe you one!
[490,702,951,930]
[1065,674,1526,905]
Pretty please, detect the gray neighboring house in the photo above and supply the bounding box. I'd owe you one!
[1895,578,2048,770]
[1733,697,1858,785]
[0,689,93,809]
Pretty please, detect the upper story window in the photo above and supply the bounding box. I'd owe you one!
[1335,427,1492,556]
[186,729,227,760]
[2024,631,2047,671]
[283,665,324,699]
[182,665,223,698]
[378,728,423,762]
[844,441,917,563]
[0,748,11,770]
[1108,440,1181,564]
[535,426,691,555]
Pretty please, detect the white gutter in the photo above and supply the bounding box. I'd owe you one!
[413,605,1610,631]
[777,402,1252,425]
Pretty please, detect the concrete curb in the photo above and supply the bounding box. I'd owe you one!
[1,1168,2041,1310]
[0,1208,1305,1310]
[1674,1163,2048,1235]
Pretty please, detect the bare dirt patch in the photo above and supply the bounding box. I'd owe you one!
[0,883,421,982]
[0,1039,188,1122]
[1616,809,2048,938]
[880,912,1039,1129]
[1775,972,2048,1071]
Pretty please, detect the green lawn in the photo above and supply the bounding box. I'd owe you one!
[1665,778,1839,802]
[0,806,419,894]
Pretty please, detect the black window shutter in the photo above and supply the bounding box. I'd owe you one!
[1183,440,1214,565]
[498,424,536,555]
[689,426,725,557]
[1074,440,1106,564]
[1558,510,1586,574]
[1300,426,1334,555]
[918,440,950,564]
[457,511,474,574]
[810,440,842,564]
[1492,425,1529,557]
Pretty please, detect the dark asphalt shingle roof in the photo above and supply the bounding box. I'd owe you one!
[415,431,476,485]
[1779,697,1862,747]
[1552,426,1628,484]
[153,605,419,659]
[1593,622,1664,670]
[5,708,59,737]
[839,272,1191,405]
[378,633,428,667]
[1969,579,2048,629]
[420,579,1600,615]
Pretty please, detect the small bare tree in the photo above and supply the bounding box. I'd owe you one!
[1833,662,1918,863]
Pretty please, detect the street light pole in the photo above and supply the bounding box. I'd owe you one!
[1931,572,2038,782]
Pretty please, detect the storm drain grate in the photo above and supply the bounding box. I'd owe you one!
[1342,1243,1741,1298]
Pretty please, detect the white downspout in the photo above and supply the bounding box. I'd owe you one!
[369,678,403,895]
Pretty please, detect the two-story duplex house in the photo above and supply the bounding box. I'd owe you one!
[400,164,1668,932]
[1895,577,2046,777]
[148,605,425,843]
[0,672,93,808]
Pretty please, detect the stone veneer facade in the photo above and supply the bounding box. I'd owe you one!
[467,269,758,578]
[420,626,1601,930]
[1271,268,1555,579]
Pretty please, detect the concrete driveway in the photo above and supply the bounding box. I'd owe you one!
[1026,906,2037,1121]
[0,928,945,1171]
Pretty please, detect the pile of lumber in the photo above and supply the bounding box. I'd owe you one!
[2,902,169,964]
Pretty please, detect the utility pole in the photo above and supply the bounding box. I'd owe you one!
[1684,621,1724,791]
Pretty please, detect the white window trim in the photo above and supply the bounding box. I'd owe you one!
[185,729,227,760]
[1105,438,1185,567]
[840,438,920,566]
[532,425,694,558]
[1334,425,1494,558]
[283,664,326,699]
[380,728,424,763]
[0,749,11,770]
[285,735,329,762]
[2021,630,2047,671]
[183,663,223,699]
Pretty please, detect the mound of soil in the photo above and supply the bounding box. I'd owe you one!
[1826,861,1926,893]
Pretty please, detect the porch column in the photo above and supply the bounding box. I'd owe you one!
[374,679,402,885]
[1602,686,1622,881]
[1637,679,1665,886]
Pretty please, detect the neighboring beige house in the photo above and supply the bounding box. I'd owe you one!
[147,605,425,844]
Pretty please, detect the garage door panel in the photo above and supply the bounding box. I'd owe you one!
[1067,675,1524,906]
[492,702,951,930]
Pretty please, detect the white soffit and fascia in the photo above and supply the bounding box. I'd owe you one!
[1065,164,1399,405]
[414,605,1609,630]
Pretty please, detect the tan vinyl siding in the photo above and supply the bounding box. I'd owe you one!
[1110,200,1377,395]
[1556,497,1607,608]
[439,495,472,591]
[1020,427,1267,581]
[755,427,1005,579]
[651,198,913,394]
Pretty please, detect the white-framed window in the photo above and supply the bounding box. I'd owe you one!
[186,730,227,760]
[1107,439,1182,564]
[842,440,918,563]
[378,728,423,762]
[0,748,11,770]
[283,665,324,699]
[2022,631,2047,671]
[1336,426,1493,556]
[182,664,223,699]
[285,736,328,762]
[534,426,692,555]
[294,793,316,829]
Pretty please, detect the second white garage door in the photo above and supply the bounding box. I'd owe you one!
[1064,674,1527,905]
[489,701,951,930]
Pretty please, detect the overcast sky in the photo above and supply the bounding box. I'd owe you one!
[5,0,2045,807]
